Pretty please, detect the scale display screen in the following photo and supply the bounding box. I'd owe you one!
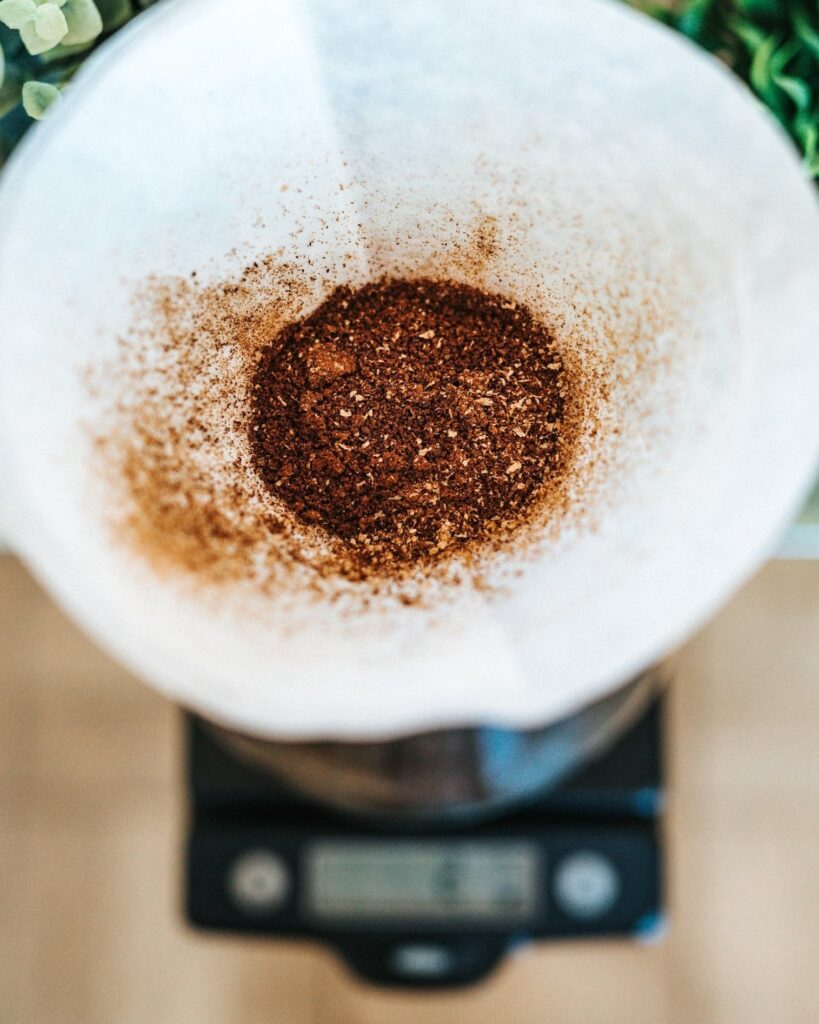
[305,840,540,923]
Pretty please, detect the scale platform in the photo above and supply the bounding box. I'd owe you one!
[184,699,663,987]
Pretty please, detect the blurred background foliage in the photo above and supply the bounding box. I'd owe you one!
[1,0,817,515]
[0,0,817,173]
[633,0,819,176]
[0,0,157,160]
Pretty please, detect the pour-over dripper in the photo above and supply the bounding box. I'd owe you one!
[0,0,817,739]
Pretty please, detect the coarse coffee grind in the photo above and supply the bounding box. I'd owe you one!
[249,277,568,573]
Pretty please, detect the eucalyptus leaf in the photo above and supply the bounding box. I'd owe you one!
[20,18,59,53]
[37,36,92,59]
[32,2,68,43]
[21,77,59,117]
[0,0,36,31]
[61,0,101,45]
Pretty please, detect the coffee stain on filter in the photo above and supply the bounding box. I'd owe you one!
[87,187,699,618]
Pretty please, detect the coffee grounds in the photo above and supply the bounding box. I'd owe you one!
[249,277,567,573]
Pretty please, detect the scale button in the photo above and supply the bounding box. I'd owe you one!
[553,851,620,920]
[227,849,290,914]
[390,944,454,978]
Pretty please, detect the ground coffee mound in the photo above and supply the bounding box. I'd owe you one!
[249,277,567,573]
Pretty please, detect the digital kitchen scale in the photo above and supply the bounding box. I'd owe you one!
[184,698,663,987]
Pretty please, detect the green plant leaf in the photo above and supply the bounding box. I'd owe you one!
[61,0,101,44]
[32,1,68,42]
[749,32,779,93]
[94,0,132,31]
[730,18,769,56]
[773,72,812,113]
[797,121,818,164]
[769,36,801,76]
[0,76,21,117]
[20,18,57,53]
[678,0,715,39]
[736,0,780,16]
[766,36,812,116]
[21,77,59,116]
[794,113,818,152]
[630,2,673,19]
[0,40,4,87]
[792,10,819,60]
[37,36,91,58]
[0,0,36,30]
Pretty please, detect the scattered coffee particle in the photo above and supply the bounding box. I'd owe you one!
[304,340,357,386]
[250,277,568,572]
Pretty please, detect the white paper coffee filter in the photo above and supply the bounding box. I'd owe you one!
[1,0,818,738]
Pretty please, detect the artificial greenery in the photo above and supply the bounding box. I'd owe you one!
[0,1,817,175]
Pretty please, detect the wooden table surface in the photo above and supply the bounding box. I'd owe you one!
[1,554,818,1024]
